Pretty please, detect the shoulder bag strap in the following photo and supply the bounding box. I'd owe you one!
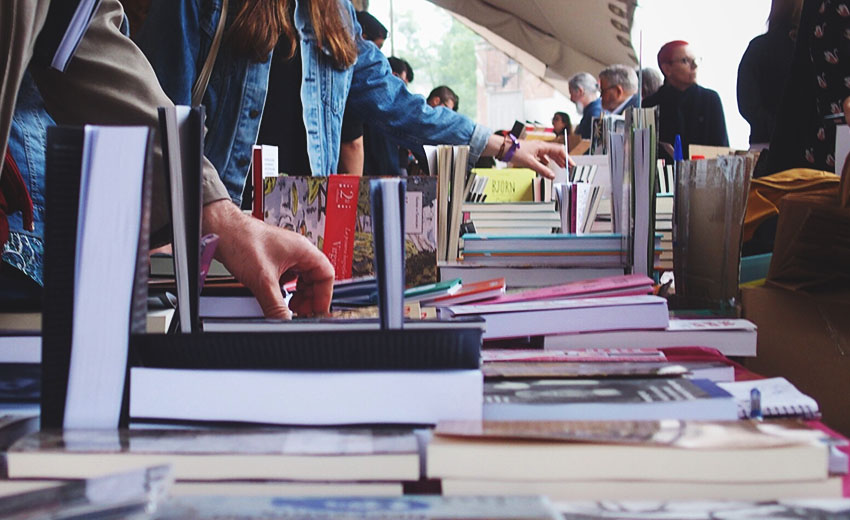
[191,0,228,106]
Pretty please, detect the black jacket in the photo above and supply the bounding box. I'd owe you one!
[643,83,729,158]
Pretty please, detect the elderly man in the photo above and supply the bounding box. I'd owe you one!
[643,40,728,158]
[567,72,602,139]
[599,65,639,115]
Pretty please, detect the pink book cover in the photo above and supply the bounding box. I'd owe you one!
[483,274,654,305]
[482,348,667,363]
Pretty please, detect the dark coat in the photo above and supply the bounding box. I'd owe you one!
[643,83,729,157]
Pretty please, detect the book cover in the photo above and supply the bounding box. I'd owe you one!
[264,176,436,286]
[423,278,505,306]
[154,496,560,520]
[434,418,826,449]
[481,348,666,363]
[470,168,537,202]
[484,377,728,407]
[8,428,420,481]
[42,126,152,429]
[482,361,688,379]
[482,377,738,420]
[482,274,654,305]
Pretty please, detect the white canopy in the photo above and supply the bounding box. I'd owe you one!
[426,0,638,96]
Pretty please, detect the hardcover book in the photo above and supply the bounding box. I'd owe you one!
[263,175,437,286]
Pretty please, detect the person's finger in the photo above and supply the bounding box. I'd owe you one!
[549,148,568,168]
[251,269,293,319]
[523,152,555,179]
[290,270,334,317]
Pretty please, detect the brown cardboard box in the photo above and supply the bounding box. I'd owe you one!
[741,285,850,437]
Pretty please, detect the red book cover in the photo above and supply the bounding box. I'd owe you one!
[426,278,506,306]
[569,183,577,234]
[323,175,360,280]
[251,146,263,220]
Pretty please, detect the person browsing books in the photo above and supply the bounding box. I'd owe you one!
[568,72,602,139]
[337,10,390,176]
[137,0,567,202]
[0,0,334,319]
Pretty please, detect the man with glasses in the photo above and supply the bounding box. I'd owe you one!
[643,40,729,159]
[599,65,639,115]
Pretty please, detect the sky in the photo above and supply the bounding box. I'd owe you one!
[366,0,773,150]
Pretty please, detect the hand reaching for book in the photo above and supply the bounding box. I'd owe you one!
[512,140,571,179]
[484,134,570,179]
[202,200,335,319]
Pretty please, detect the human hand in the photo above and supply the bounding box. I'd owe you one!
[202,200,335,319]
[509,139,569,179]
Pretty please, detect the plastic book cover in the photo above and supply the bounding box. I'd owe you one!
[435,418,826,450]
[11,428,418,456]
[483,377,727,406]
[481,361,688,379]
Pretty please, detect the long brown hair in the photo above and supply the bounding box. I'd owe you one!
[767,0,803,34]
[227,0,357,69]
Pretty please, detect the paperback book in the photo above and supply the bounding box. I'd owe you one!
[482,377,737,421]
[263,175,437,286]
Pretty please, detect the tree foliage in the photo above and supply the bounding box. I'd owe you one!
[392,8,480,120]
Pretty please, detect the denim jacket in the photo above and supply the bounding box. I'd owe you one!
[138,0,490,204]
[2,71,52,286]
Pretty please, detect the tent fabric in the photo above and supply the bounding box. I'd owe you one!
[427,0,638,96]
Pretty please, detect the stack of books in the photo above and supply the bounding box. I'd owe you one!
[445,274,666,341]
[0,311,40,416]
[461,201,560,235]
[543,317,758,357]
[460,233,626,268]
[655,193,673,272]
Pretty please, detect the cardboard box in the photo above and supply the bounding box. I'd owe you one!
[741,285,850,437]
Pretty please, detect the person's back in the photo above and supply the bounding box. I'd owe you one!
[737,0,801,147]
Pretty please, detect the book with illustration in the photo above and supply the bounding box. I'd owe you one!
[263,175,437,286]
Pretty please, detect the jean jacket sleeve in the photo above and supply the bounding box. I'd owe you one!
[345,26,491,168]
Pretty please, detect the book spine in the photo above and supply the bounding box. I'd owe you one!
[42,126,85,429]
[251,146,263,220]
[323,175,360,280]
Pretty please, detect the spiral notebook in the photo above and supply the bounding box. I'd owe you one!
[718,377,820,419]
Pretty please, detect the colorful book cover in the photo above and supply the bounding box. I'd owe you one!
[469,168,537,202]
[264,176,437,286]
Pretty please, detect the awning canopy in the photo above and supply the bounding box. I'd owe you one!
[426,0,638,96]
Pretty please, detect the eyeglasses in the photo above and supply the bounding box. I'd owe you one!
[667,57,701,68]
